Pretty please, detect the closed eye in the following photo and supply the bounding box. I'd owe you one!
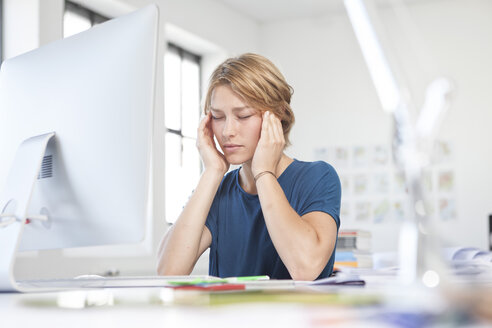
[238,115,252,120]
[211,116,224,120]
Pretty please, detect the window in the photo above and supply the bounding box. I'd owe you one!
[63,1,108,38]
[164,44,202,223]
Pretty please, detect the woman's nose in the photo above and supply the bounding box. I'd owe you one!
[222,118,237,138]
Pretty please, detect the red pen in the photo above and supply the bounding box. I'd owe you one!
[173,284,245,291]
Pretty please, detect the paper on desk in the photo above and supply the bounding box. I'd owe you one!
[17,275,224,290]
[295,274,365,286]
[334,263,400,277]
[444,247,492,262]
[166,275,270,286]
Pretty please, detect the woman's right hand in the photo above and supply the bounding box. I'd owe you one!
[196,112,230,175]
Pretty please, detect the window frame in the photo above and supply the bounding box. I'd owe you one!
[165,42,202,164]
[165,43,202,137]
[64,1,109,27]
[164,43,203,223]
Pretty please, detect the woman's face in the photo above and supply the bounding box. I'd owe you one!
[210,84,263,165]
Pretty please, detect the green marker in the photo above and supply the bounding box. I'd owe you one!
[225,275,270,282]
[168,278,227,285]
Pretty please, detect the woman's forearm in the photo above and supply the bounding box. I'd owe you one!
[256,174,334,281]
[157,169,224,275]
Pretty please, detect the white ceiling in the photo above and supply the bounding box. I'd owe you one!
[213,0,434,23]
[215,0,345,23]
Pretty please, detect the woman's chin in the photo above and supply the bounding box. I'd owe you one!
[225,154,250,166]
[227,159,245,165]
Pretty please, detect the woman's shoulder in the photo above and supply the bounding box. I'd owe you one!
[291,159,337,176]
[289,160,341,195]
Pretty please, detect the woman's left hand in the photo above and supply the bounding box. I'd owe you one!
[251,111,285,177]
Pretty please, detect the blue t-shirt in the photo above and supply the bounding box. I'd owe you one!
[205,159,341,280]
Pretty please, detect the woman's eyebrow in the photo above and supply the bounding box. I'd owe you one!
[210,106,250,112]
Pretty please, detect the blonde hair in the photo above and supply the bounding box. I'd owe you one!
[204,53,295,147]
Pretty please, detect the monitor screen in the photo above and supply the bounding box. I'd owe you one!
[0,5,159,251]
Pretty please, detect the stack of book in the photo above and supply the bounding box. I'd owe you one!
[335,230,373,268]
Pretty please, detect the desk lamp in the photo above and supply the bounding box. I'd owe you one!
[344,0,453,288]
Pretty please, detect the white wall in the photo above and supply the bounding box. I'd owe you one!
[261,0,492,251]
[4,0,40,59]
[3,0,64,59]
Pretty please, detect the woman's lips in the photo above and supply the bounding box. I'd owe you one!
[223,144,243,152]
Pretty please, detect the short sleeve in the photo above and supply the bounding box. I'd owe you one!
[298,162,341,229]
[205,192,220,241]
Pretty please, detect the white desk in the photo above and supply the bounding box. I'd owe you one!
[2,280,492,328]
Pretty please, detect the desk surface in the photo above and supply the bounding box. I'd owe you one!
[2,279,492,328]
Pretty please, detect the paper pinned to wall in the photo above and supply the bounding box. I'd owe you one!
[313,140,456,223]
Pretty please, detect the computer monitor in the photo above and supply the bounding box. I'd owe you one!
[0,5,159,291]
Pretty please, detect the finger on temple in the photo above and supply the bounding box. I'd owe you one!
[270,112,282,138]
[262,113,271,137]
[276,121,284,140]
[262,111,270,128]
[199,112,209,126]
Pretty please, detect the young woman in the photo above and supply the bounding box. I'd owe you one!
[157,53,341,281]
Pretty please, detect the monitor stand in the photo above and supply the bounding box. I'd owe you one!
[0,132,55,292]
